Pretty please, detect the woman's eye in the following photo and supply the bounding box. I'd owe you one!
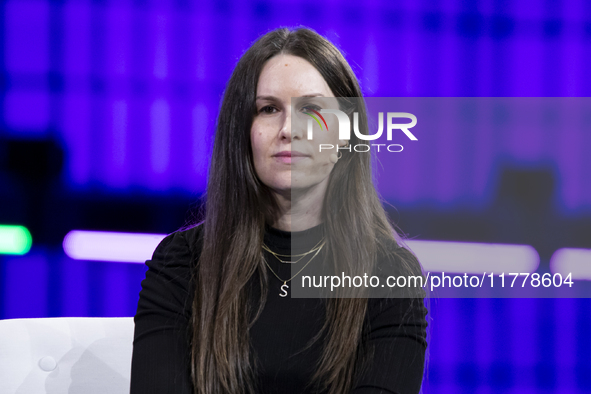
[259,106,277,114]
[302,105,322,113]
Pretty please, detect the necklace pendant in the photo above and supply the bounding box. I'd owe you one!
[281,260,294,264]
[280,282,289,297]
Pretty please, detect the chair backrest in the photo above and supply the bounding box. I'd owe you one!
[0,317,134,394]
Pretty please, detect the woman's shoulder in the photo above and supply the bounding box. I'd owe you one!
[148,222,205,271]
[367,234,427,311]
[135,224,204,322]
[375,234,424,278]
[176,222,206,255]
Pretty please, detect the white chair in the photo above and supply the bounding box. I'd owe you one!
[0,317,134,394]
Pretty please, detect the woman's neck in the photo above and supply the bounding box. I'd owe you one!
[270,183,326,232]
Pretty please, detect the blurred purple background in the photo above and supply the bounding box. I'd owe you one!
[1,1,590,393]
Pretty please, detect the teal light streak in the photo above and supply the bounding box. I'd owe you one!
[0,225,32,255]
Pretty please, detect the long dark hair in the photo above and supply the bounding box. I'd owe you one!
[191,27,422,394]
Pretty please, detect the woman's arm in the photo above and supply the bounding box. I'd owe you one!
[130,230,196,394]
[351,297,428,394]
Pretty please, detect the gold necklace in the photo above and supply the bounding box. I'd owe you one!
[262,243,324,297]
[262,238,325,264]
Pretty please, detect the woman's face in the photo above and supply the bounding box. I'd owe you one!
[251,54,344,197]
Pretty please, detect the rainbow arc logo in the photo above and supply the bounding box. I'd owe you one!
[304,108,328,131]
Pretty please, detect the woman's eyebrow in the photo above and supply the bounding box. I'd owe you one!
[255,94,326,100]
[255,95,278,101]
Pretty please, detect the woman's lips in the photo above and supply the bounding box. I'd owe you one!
[273,151,309,164]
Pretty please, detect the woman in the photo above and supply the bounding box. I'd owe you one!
[131,27,428,394]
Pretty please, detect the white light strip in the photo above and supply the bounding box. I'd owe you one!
[404,240,539,274]
[63,230,166,263]
[550,248,591,280]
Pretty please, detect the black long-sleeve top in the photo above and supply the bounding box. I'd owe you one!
[131,222,428,394]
